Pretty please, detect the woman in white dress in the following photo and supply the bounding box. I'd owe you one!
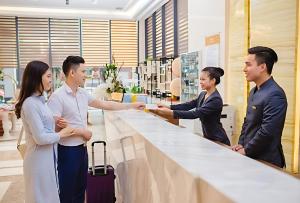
[15,61,75,203]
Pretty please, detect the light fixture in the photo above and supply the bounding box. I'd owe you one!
[91,0,98,4]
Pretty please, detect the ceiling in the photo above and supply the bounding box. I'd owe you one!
[0,0,167,20]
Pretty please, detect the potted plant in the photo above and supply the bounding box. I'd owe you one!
[103,60,124,101]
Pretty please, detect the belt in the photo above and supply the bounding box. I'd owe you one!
[58,144,86,148]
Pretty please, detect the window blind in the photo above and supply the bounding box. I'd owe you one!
[146,16,153,59]
[111,20,138,67]
[155,9,163,58]
[81,19,110,67]
[178,0,188,54]
[0,17,17,68]
[18,17,49,68]
[50,18,80,67]
[165,0,175,56]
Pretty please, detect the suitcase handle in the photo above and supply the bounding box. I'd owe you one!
[92,141,106,147]
[120,136,137,161]
[91,141,107,175]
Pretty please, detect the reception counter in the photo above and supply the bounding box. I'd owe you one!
[104,110,300,203]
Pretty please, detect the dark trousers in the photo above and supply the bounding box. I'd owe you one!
[58,144,88,203]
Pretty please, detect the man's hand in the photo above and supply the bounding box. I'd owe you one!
[56,117,68,129]
[237,148,246,155]
[73,128,92,141]
[79,129,92,141]
[82,129,92,141]
[231,144,243,151]
[130,102,145,110]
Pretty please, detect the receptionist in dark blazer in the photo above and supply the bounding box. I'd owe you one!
[157,67,230,146]
[231,46,287,168]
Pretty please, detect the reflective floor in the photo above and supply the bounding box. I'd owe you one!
[0,110,105,203]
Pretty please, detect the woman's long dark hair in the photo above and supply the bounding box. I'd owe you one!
[15,61,50,119]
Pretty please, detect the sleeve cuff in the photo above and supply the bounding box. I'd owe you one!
[173,110,180,119]
[54,133,60,143]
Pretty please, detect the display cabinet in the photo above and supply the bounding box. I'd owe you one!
[180,51,202,103]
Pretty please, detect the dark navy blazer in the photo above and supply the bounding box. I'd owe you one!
[171,90,230,145]
[238,77,287,168]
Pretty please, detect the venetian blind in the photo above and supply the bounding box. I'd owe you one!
[146,16,153,59]
[18,17,49,68]
[111,20,138,67]
[155,9,163,58]
[0,16,17,68]
[50,18,80,67]
[165,0,174,56]
[178,0,188,54]
[81,20,110,67]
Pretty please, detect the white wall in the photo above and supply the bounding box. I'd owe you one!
[188,0,226,99]
[188,0,225,52]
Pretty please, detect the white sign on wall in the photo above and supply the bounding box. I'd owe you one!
[204,34,221,67]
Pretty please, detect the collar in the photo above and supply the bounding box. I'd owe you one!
[33,94,46,103]
[255,76,274,92]
[200,89,219,103]
[260,76,273,88]
[62,83,82,95]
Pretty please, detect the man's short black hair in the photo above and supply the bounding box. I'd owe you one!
[248,46,278,74]
[62,56,85,76]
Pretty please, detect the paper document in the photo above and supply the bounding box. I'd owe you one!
[145,104,158,110]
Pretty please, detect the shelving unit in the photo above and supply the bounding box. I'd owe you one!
[140,57,174,98]
[180,51,201,103]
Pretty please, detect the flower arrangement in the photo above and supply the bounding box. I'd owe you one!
[0,68,18,103]
[103,62,124,94]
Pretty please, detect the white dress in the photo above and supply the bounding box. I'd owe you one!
[21,95,60,203]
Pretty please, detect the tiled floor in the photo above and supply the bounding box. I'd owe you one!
[0,110,106,203]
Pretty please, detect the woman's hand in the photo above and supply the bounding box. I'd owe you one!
[58,127,75,138]
[56,117,68,129]
[156,102,169,108]
[156,106,174,117]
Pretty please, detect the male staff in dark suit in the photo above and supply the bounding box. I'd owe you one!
[232,46,287,168]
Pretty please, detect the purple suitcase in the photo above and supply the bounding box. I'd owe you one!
[87,141,116,203]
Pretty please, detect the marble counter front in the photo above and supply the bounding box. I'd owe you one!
[104,110,300,203]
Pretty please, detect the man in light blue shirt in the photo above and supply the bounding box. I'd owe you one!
[48,56,144,203]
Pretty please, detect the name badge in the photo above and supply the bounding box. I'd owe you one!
[252,106,257,110]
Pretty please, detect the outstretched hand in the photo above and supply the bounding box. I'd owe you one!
[156,106,173,117]
[130,102,145,110]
